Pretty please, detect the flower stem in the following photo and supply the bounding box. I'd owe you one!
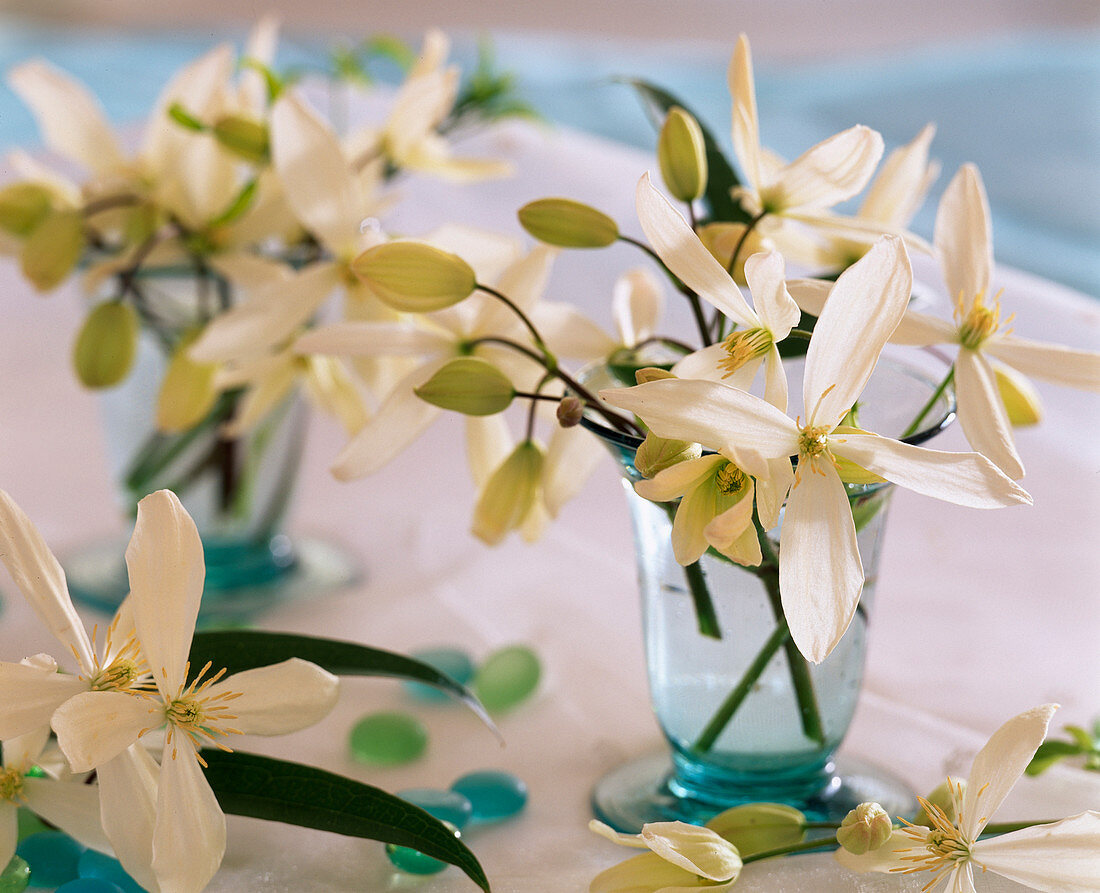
[742,835,838,863]
[684,559,722,640]
[475,283,551,355]
[901,365,955,439]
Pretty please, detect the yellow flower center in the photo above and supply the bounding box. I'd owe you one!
[798,425,831,460]
[715,462,748,495]
[956,290,1011,350]
[0,768,24,803]
[890,783,979,892]
[84,618,151,693]
[157,661,243,765]
[717,327,773,377]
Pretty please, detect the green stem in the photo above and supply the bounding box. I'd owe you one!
[475,283,550,355]
[901,365,955,439]
[684,559,722,640]
[742,835,839,863]
[692,621,789,752]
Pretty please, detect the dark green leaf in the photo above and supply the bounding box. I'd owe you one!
[623,79,751,225]
[189,631,497,736]
[168,102,207,133]
[200,750,490,891]
[1025,740,1084,776]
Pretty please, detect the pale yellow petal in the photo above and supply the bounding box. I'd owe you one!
[97,744,160,893]
[858,124,938,228]
[774,126,883,211]
[24,777,111,854]
[52,690,161,773]
[934,164,993,311]
[640,821,742,881]
[635,455,726,503]
[0,660,86,740]
[542,423,606,518]
[986,334,1100,392]
[955,348,1025,480]
[975,811,1100,892]
[613,268,664,347]
[728,34,761,193]
[744,250,800,337]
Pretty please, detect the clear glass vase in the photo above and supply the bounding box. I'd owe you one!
[584,353,955,831]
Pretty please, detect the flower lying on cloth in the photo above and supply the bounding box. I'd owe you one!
[589,819,743,892]
[836,704,1100,893]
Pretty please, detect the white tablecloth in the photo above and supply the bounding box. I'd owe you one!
[1,122,1098,891]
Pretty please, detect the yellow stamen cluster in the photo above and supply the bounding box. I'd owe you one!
[890,782,979,893]
[798,425,830,460]
[0,768,24,803]
[715,462,748,495]
[956,290,1012,350]
[160,661,243,766]
[83,618,151,693]
[717,327,773,377]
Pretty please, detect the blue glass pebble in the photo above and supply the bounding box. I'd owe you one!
[16,831,83,887]
[78,851,144,893]
[396,787,474,830]
[405,647,476,702]
[0,856,31,893]
[450,771,528,823]
[385,821,460,876]
[56,881,124,893]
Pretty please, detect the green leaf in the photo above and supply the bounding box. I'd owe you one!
[1064,724,1096,750]
[361,35,416,71]
[623,78,751,225]
[168,102,207,132]
[1025,740,1084,776]
[200,750,491,892]
[189,631,497,736]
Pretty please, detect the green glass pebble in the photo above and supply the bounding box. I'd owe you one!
[396,788,474,830]
[56,881,124,893]
[473,645,541,713]
[450,770,528,822]
[0,856,30,893]
[405,647,476,702]
[349,711,428,766]
[385,822,460,876]
[77,851,144,893]
[16,809,49,842]
[16,831,83,887]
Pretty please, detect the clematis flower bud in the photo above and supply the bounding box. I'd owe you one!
[705,802,805,857]
[658,107,708,202]
[634,366,676,385]
[414,357,515,416]
[831,426,888,485]
[157,329,219,432]
[993,362,1042,426]
[351,241,477,312]
[472,440,544,545]
[21,209,85,291]
[211,115,271,164]
[72,301,139,388]
[836,802,893,855]
[556,395,584,427]
[634,433,701,478]
[0,182,53,236]
[517,198,619,248]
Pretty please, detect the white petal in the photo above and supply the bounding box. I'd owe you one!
[465,415,513,490]
[127,491,205,696]
[423,223,521,283]
[204,658,338,735]
[640,821,742,881]
[728,34,761,193]
[780,459,863,663]
[52,691,160,773]
[672,344,755,388]
[636,173,757,327]
[0,660,86,739]
[3,726,50,770]
[98,744,160,893]
[588,819,651,849]
[636,455,726,502]
[975,811,1100,892]
[481,244,557,329]
[804,236,912,428]
[934,164,993,310]
[774,126,883,211]
[833,432,1031,509]
[834,829,924,873]
[858,123,938,228]
[704,487,757,554]
[613,268,664,346]
[755,457,794,531]
[670,482,719,565]
[153,736,226,893]
[296,320,453,358]
[955,349,1025,480]
[302,356,369,436]
[986,334,1100,392]
[744,250,800,336]
[762,346,789,413]
[786,277,831,317]
[207,252,292,291]
[221,356,298,437]
[385,68,457,158]
[541,424,606,518]
[0,490,95,671]
[24,777,111,853]
[890,308,957,347]
[591,850,712,892]
[960,703,1057,839]
[534,302,617,361]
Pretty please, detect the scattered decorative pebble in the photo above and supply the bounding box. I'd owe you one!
[473,645,541,713]
[405,647,476,702]
[385,821,461,876]
[349,712,428,766]
[16,831,83,887]
[55,880,124,893]
[450,770,528,823]
[396,788,474,831]
[0,856,30,893]
[16,809,49,842]
[77,851,144,893]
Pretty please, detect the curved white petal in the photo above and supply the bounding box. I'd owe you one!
[542,424,606,518]
[297,320,453,358]
[704,488,757,555]
[986,335,1100,392]
[98,744,160,893]
[833,828,914,872]
[804,236,912,428]
[207,252,292,291]
[466,415,514,490]
[890,308,958,347]
[636,174,757,327]
[635,455,725,502]
[204,658,338,735]
[423,223,521,283]
[833,433,1031,509]
[302,356,369,436]
[0,490,95,671]
[0,660,86,739]
[24,777,111,853]
[729,34,761,193]
[780,459,863,663]
[153,735,226,893]
[858,123,938,228]
[786,210,934,257]
[221,358,298,438]
[127,490,205,696]
[613,268,664,346]
[762,346,789,413]
[960,703,1057,839]
[786,277,831,317]
[755,457,794,531]
[935,164,993,310]
[974,811,1100,892]
[672,344,756,389]
[534,302,618,361]
[385,68,457,157]
[52,690,161,773]
[3,726,50,771]
[590,850,711,892]
[640,821,742,881]
[775,126,883,211]
[955,349,1025,480]
[669,482,719,565]
[480,245,557,329]
[745,250,800,336]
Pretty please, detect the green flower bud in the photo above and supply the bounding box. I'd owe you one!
[658,107,708,202]
[73,301,139,388]
[212,115,271,165]
[351,241,477,312]
[0,182,53,236]
[517,198,618,248]
[705,803,805,857]
[634,433,702,479]
[472,440,544,546]
[836,802,893,855]
[156,329,219,433]
[21,209,85,291]
[831,425,887,485]
[556,395,584,427]
[914,779,965,827]
[993,362,1042,426]
[634,366,676,385]
[414,357,515,416]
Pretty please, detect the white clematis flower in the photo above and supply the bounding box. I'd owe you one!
[50,490,339,893]
[836,704,1100,893]
[601,236,1031,662]
[589,819,743,892]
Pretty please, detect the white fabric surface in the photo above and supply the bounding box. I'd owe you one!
[0,122,1098,890]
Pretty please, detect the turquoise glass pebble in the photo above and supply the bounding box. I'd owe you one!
[349,711,428,766]
[405,647,476,702]
[16,831,83,887]
[385,821,460,876]
[396,788,473,830]
[473,645,540,713]
[77,851,144,893]
[450,770,528,823]
[0,856,30,893]
[56,881,124,893]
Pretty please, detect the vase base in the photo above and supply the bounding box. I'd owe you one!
[591,749,918,833]
[63,535,361,625]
